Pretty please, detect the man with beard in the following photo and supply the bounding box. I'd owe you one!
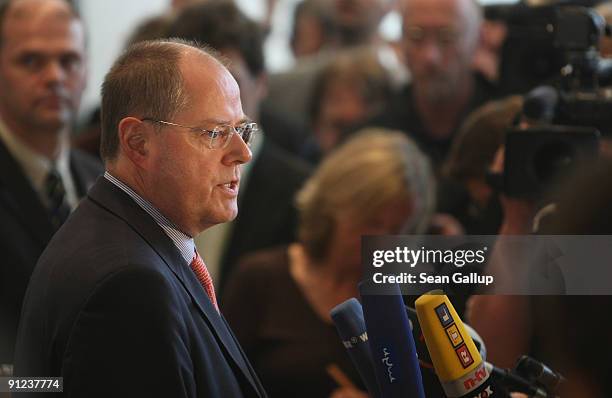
[371,0,498,167]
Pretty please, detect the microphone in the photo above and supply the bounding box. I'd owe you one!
[359,280,426,398]
[330,298,381,398]
[415,291,498,398]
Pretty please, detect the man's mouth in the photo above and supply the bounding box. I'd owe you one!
[218,179,239,196]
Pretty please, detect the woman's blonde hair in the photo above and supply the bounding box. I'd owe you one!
[296,128,435,261]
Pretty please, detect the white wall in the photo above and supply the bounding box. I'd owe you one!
[78,0,168,119]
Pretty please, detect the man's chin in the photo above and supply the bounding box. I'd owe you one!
[219,205,239,223]
[30,115,70,132]
[420,82,459,104]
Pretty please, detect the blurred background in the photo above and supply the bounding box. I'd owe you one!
[77,0,519,120]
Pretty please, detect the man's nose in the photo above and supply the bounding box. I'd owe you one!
[42,60,66,85]
[420,40,443,68]
[223,131,253,165]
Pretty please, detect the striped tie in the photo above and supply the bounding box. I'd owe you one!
[45,168,71,230]
[190,250,219,312]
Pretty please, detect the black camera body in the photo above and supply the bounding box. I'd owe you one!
[494,2,612,94]
[504,126,600,199]
[500,3,609,198]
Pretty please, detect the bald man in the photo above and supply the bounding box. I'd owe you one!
[371,0,498,166]
[14,39,268,397]
[0,0,101,367]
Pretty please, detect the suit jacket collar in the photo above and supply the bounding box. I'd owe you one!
[87,177,263,396]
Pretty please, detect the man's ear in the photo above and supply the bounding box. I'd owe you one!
[117,117,151,168]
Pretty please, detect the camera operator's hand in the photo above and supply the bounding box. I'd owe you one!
[490,147,538,234]
[467,146,534,368]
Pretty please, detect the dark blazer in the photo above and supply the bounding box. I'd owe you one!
[0,140,102,364]
[14,177,268,398]
[218,140,311,291]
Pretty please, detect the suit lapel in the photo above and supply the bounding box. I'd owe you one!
[87,178,261,395]
[0,140,54,247]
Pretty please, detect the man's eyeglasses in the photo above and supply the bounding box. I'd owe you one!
[142,118,259,150]
[404,26,461,48]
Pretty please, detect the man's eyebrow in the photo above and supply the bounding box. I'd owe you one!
[196,117,251,126]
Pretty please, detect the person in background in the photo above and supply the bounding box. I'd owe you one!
[223,129,435,398]
[371,0,496,167]
[290,0,334,59]
[441,95,523,234]
[0,0,102,369]
[469,157,612,391]
[472,17,507,83]
[595,0,612,58]
[303,47,393,163]
[265,0,408,131]
[328,0,397,48]
[167,1,312,291]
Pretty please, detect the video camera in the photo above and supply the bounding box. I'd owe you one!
[491,2,610,198]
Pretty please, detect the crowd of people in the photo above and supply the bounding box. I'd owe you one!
[0,0,611,397]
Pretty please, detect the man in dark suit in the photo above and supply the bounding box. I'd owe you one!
[0,0,102,367]
[14,38,268,397]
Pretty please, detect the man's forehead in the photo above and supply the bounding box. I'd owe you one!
[180,51,238,91]
[5,0,76,23]
[2,0,83,45]
[402,0,469,22]
[178,49,243,117]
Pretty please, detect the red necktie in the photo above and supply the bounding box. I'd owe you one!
[189,250,219,312]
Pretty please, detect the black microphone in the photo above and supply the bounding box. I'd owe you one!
[330,298,381,398]
[489,364,548,398]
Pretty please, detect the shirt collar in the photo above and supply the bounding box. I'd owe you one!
[0,118,73,204]
[104,171,196,265]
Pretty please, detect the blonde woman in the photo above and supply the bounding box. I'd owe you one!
[223,129,434,398]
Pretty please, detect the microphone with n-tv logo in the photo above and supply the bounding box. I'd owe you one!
[330,298,381,398]
[415,291,498,398]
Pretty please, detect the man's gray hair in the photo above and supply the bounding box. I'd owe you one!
[100,39,210,162]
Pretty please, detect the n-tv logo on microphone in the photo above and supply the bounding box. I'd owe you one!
[463,365,488,390]
[461,364,494,397]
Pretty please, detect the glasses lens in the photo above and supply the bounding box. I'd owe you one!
[239,123,257,145]
[210,123,258,149]
[207,126,227,149]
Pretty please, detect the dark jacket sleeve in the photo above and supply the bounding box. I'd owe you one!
[61,266,195,398]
